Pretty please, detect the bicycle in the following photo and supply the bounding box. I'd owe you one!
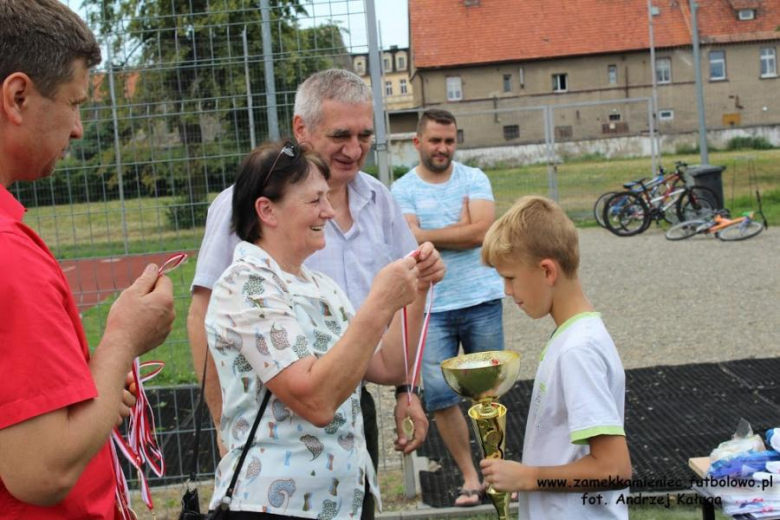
[593,162,685,228]
[665,190,768,242]
[602,162,719,237]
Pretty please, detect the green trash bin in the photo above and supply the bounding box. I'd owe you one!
[687,165,726,209]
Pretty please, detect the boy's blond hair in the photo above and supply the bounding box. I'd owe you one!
[482,196,580,278]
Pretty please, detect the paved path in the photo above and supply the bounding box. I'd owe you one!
[506,226,780,380]
[61,250,196,311]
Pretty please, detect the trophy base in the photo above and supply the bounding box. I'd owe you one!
[486,487,511,520]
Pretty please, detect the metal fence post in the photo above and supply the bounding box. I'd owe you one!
[106,41,130,255]
[260,0,280,141]
[647,99,658,175]
[242,27,258,149]
[648,0,659,177]
[690,0,710,165]
[544,105,559,202]
[365,0,391,187]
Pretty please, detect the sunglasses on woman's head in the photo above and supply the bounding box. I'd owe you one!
[261,141,298,191]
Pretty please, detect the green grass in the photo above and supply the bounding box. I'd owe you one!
[484,149,780,225]
[23,150,780,260]
[24,193,219,260]
[725,182,780,225]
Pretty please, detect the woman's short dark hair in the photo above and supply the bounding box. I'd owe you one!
[232,141,329,243]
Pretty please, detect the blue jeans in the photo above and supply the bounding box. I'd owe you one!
[421,299,505,412]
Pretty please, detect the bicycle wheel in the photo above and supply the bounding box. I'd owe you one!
[676,186,719,221]
[659,180,687,224]
[665,219,708,241]
[593,191,617,228]
[717,220,764,241]
[603,192,650,237]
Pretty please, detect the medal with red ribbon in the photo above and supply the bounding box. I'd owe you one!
[111,360,166,519]
[110,253,188,518]
[400,249,435,440]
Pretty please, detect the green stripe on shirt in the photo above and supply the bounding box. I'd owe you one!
[540,312,602,361]
[571,425,626,445]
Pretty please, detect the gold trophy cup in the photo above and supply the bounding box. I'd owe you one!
[441,351,521,520]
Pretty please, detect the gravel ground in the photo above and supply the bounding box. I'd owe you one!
[509,226,780,378]
[371,225,780,470]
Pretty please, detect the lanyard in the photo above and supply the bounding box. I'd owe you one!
[400,250,435,405]
[111,360,165,518]
[110,253,187,517]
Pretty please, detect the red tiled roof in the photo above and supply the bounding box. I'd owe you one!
[90,71,140,101]
[411,0,780,69]
[728,0,760,9]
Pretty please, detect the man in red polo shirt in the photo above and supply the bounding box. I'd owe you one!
[0,1,176,517]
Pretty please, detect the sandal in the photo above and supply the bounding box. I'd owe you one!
[454,487,483,507]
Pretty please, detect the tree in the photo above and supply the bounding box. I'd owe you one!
[78,0,350,225]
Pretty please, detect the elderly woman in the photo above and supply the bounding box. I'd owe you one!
[205,141,424,519]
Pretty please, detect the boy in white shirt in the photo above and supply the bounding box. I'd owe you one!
[480,196,632,520]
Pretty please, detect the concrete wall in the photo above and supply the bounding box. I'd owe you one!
[388,124,780,169]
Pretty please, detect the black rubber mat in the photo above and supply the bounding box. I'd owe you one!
[117,385,221,487]
[418,357,780,508]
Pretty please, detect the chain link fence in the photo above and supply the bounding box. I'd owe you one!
[24,0,725,492]
[31,0,376,486]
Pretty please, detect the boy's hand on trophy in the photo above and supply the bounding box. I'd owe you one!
[481,459,531,492]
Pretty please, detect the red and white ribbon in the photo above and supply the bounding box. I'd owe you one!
[111,253,186,517]
[112,360,166,517]
[157,252,188,275]
[401,250,435,405]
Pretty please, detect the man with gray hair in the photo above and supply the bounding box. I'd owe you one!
[188,68,444,519]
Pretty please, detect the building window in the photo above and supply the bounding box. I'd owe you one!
[656,58,671,84]
[552,73,568,92]
[396,55,406,71]
[609,113,621,122]
[503,74,512,93]
[446,76,463,101]
[555,126,573,140]
[761,48,777,78]
[602,122,629,134]
[384,80,393,96]
[738,9,755,20]
[400,79,408,94]
[658,109,674,121]
[503,125,519,140]
[457,129,464,144]
[710,50,726,81]
[383,56,392,72]
[608,65,618,85]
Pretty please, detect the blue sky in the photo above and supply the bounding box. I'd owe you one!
[68,0,409,47]
[375,0,409,48]
[65,0,410,50]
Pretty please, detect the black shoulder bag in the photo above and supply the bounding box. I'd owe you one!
[179,352,271,520]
